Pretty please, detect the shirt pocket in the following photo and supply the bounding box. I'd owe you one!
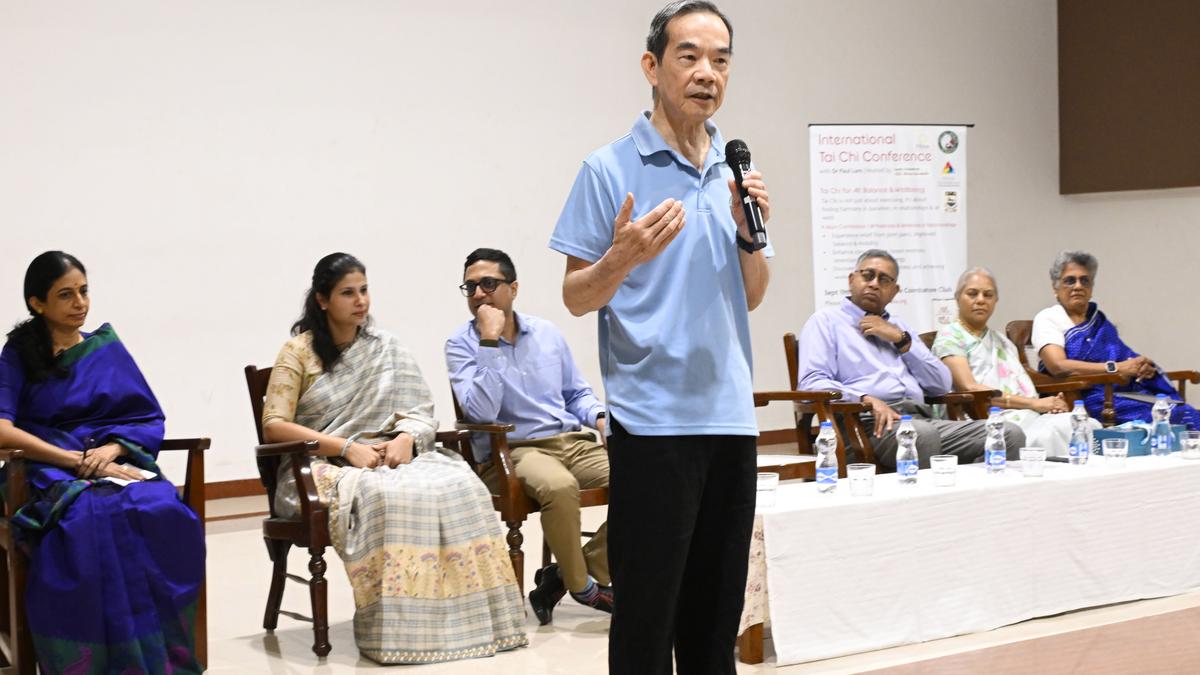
[521,356,565,399]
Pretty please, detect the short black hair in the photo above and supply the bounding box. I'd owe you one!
[464,248,517,282]
[646,1,733,62]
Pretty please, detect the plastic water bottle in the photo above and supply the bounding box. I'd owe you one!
[1068,400,1091,465]
[815,421,838,493]
[895,416,918,485]
[984,407,1007,474]
[1151,394,1174,456]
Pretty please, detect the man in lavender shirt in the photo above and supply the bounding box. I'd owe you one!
[798,249,1024,469]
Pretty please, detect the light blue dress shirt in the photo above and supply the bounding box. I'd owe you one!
[446,313,605,462]
[549,112,773,437]
[798,298,952,403]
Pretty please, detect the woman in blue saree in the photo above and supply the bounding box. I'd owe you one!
[0,251,204,674]
[1032,250,1200,428]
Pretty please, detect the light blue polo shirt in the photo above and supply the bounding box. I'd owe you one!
[549,111,773,437]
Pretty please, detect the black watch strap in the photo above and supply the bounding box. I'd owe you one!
[895,331,912,351]
[479,338,500,348]
[736,236,758,254]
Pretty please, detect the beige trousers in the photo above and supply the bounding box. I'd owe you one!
[480,430,610,592]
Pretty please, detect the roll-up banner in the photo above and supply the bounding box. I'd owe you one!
[809,124,969,332]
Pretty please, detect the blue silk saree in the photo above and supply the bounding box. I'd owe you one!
[1055,303,1199,428]
[0,324,204,674]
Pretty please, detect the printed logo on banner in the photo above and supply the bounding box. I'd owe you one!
[942,162,955,175]
[938,130,959,153]
[944,191,958,212]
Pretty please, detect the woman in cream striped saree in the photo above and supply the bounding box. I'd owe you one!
[261,252,526,664]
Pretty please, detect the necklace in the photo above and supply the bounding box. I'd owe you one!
[957,317,986,338]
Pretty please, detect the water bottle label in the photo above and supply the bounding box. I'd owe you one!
[1069,442,1084,458]
[987,450,1006,466]
[897,459,918,478]
[816,466,837,484]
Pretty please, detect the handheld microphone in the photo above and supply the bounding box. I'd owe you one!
[724,139,768,251]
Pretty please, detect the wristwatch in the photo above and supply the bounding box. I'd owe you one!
[1105,360,1117,374]
[736,236,758,254]
[894,331,912,351]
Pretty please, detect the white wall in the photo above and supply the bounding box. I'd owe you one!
[2,1,1197,483]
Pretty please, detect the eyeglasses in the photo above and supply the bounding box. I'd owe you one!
[459,277,511,297]
[1060,275,1092,288]
[856,269,897,287]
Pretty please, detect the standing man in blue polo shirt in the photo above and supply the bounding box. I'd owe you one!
[549,2,771,671]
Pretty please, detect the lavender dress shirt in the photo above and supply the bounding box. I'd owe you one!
[797,298,952,403]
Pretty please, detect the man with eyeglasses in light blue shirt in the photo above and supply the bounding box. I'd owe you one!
[797,249,1025,469]
[446,248,612,626]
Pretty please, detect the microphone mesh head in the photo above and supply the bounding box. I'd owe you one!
[725,139,751,164]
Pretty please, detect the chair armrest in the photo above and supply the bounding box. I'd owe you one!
[1165,370,1200,384]
[1066,373,1125,386]
[0,448,24,461]
[753,390,842,407]
[159,438,211,453]
[255,440,320,457]
[829,401,871,414]
[927,390,999,406]
[454,421,516,434]
[435,429,469,444]
[1033,381,1091,395]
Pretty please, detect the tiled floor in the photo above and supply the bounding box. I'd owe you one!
[201,482,1200,674]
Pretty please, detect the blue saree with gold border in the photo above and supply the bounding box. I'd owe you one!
[0,324,204,674]
[1057,303,1199,428]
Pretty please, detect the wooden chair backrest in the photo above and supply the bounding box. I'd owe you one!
[447,386,480,472]
[784,332,800,390]
[243,365,280,505]
[1005,320,1036,370]
[919,331,936,350]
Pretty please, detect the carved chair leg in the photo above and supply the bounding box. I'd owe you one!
[308,547,331,658]
[506,522,525,594]
[1103,385,1116,427]
[262,538,291,631]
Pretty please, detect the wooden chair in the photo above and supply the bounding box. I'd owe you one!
[244,365,472,657]
[0,439,209,674]
[778,333,879,470]
[448,391,608,593]
[1002,320,1200,427]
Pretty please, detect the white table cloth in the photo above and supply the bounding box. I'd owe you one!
[756,455,1200,665]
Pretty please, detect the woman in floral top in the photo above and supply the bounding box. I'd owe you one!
[932,267,1099,457]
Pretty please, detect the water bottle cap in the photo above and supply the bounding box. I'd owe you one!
[899,415,913,421]
[989,406,1001,413]
[819,421,833,427]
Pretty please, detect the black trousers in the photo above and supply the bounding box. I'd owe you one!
[607,418,757,675]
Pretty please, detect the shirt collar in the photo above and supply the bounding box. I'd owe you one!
[630,110,725,166]
[840,296,891,321]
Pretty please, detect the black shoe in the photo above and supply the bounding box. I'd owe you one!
[570,583,614,614]
[529,564,566,625]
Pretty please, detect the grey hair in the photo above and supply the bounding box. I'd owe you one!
[954,267,998,298]
[855,249,899,277]
[1049,251,1098,287]
[645,1,733,102]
